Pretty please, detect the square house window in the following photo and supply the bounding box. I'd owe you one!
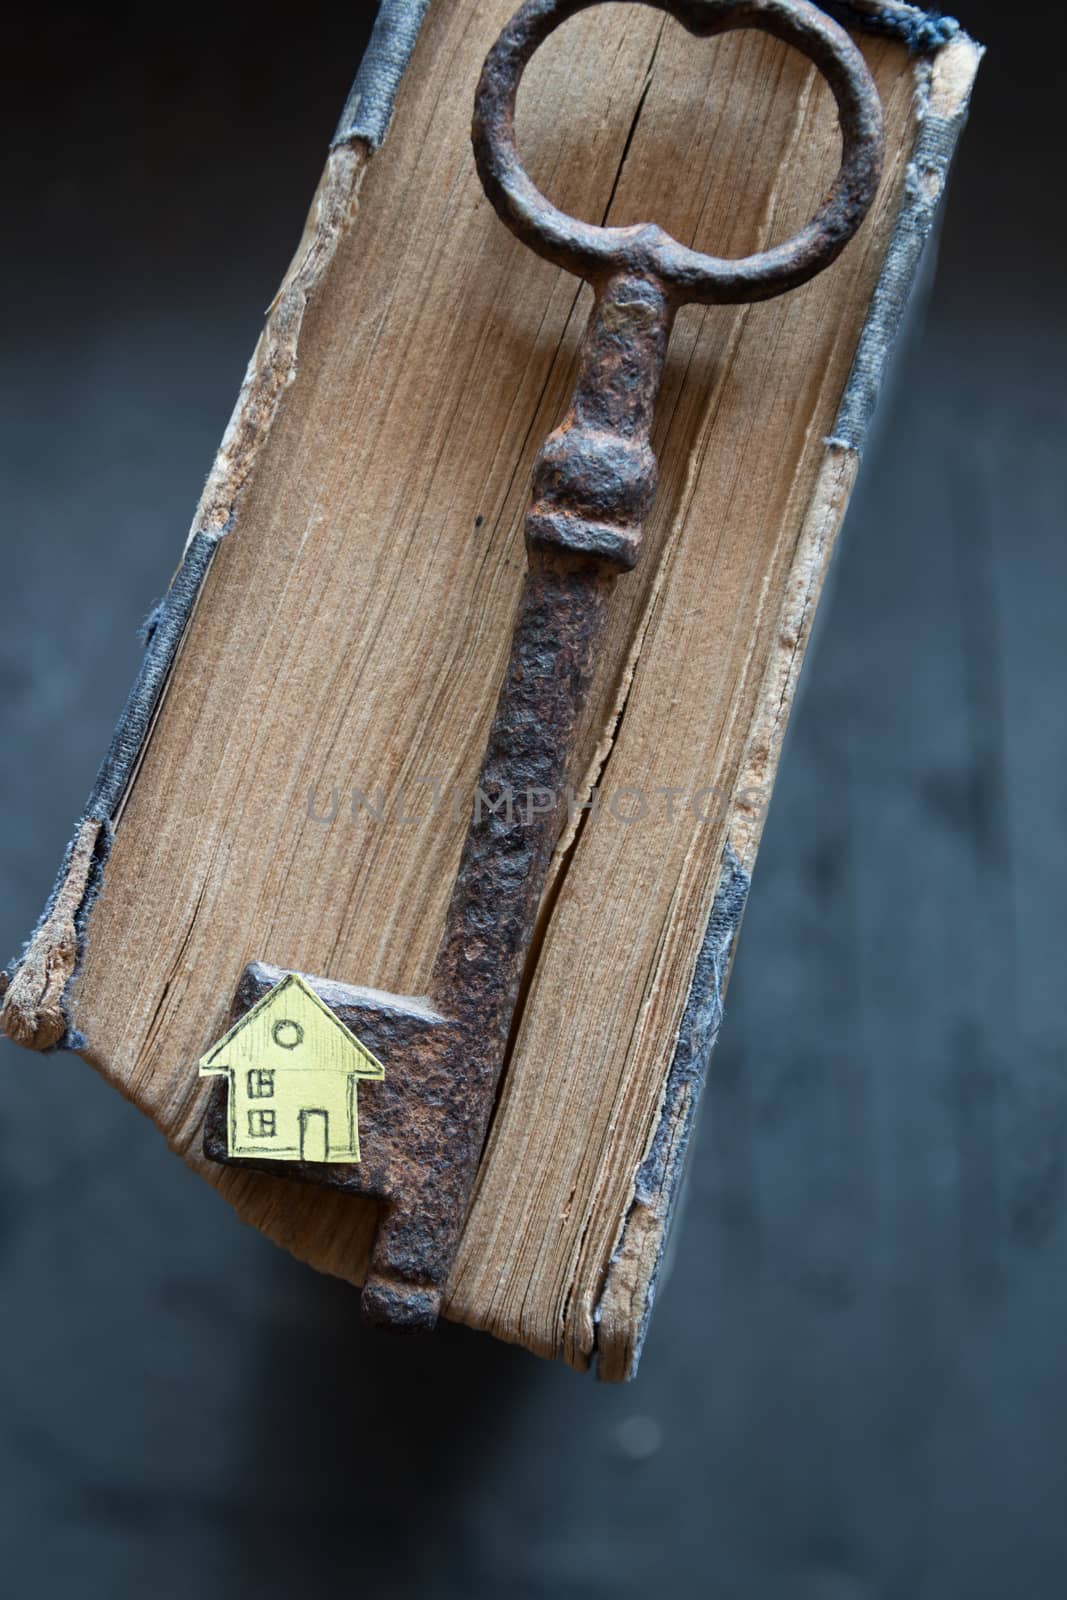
[247,1068,275,1100]
[248,1109,276,1139]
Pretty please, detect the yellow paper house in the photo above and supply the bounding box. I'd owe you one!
[199,973,384,1163]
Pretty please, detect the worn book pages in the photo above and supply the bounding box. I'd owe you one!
[1,0,980,1376]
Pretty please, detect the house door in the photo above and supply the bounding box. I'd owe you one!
[299,1109,328,1162]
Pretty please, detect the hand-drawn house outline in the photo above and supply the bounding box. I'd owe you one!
[199,972,384,1163]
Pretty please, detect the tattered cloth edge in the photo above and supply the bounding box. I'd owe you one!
[332,0,431,150]
[0,537,217,1050]
[594,17,982,1381]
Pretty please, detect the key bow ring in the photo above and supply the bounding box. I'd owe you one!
[472,0,885,304]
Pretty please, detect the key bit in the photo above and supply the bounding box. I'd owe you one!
[201,0,884,1331]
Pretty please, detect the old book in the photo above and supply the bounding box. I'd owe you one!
[1,0,980,1377]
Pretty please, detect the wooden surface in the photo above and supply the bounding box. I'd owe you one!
[6,0,1067,1592]
[51,0,931,1372]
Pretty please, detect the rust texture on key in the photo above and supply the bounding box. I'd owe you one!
[203,0,885,1332]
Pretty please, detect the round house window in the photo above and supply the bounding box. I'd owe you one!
[272,1018,304,1050]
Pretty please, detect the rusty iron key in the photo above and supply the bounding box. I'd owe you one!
[202,0,884,1331]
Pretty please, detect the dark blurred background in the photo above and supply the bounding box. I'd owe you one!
[1,3,1063,1595]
